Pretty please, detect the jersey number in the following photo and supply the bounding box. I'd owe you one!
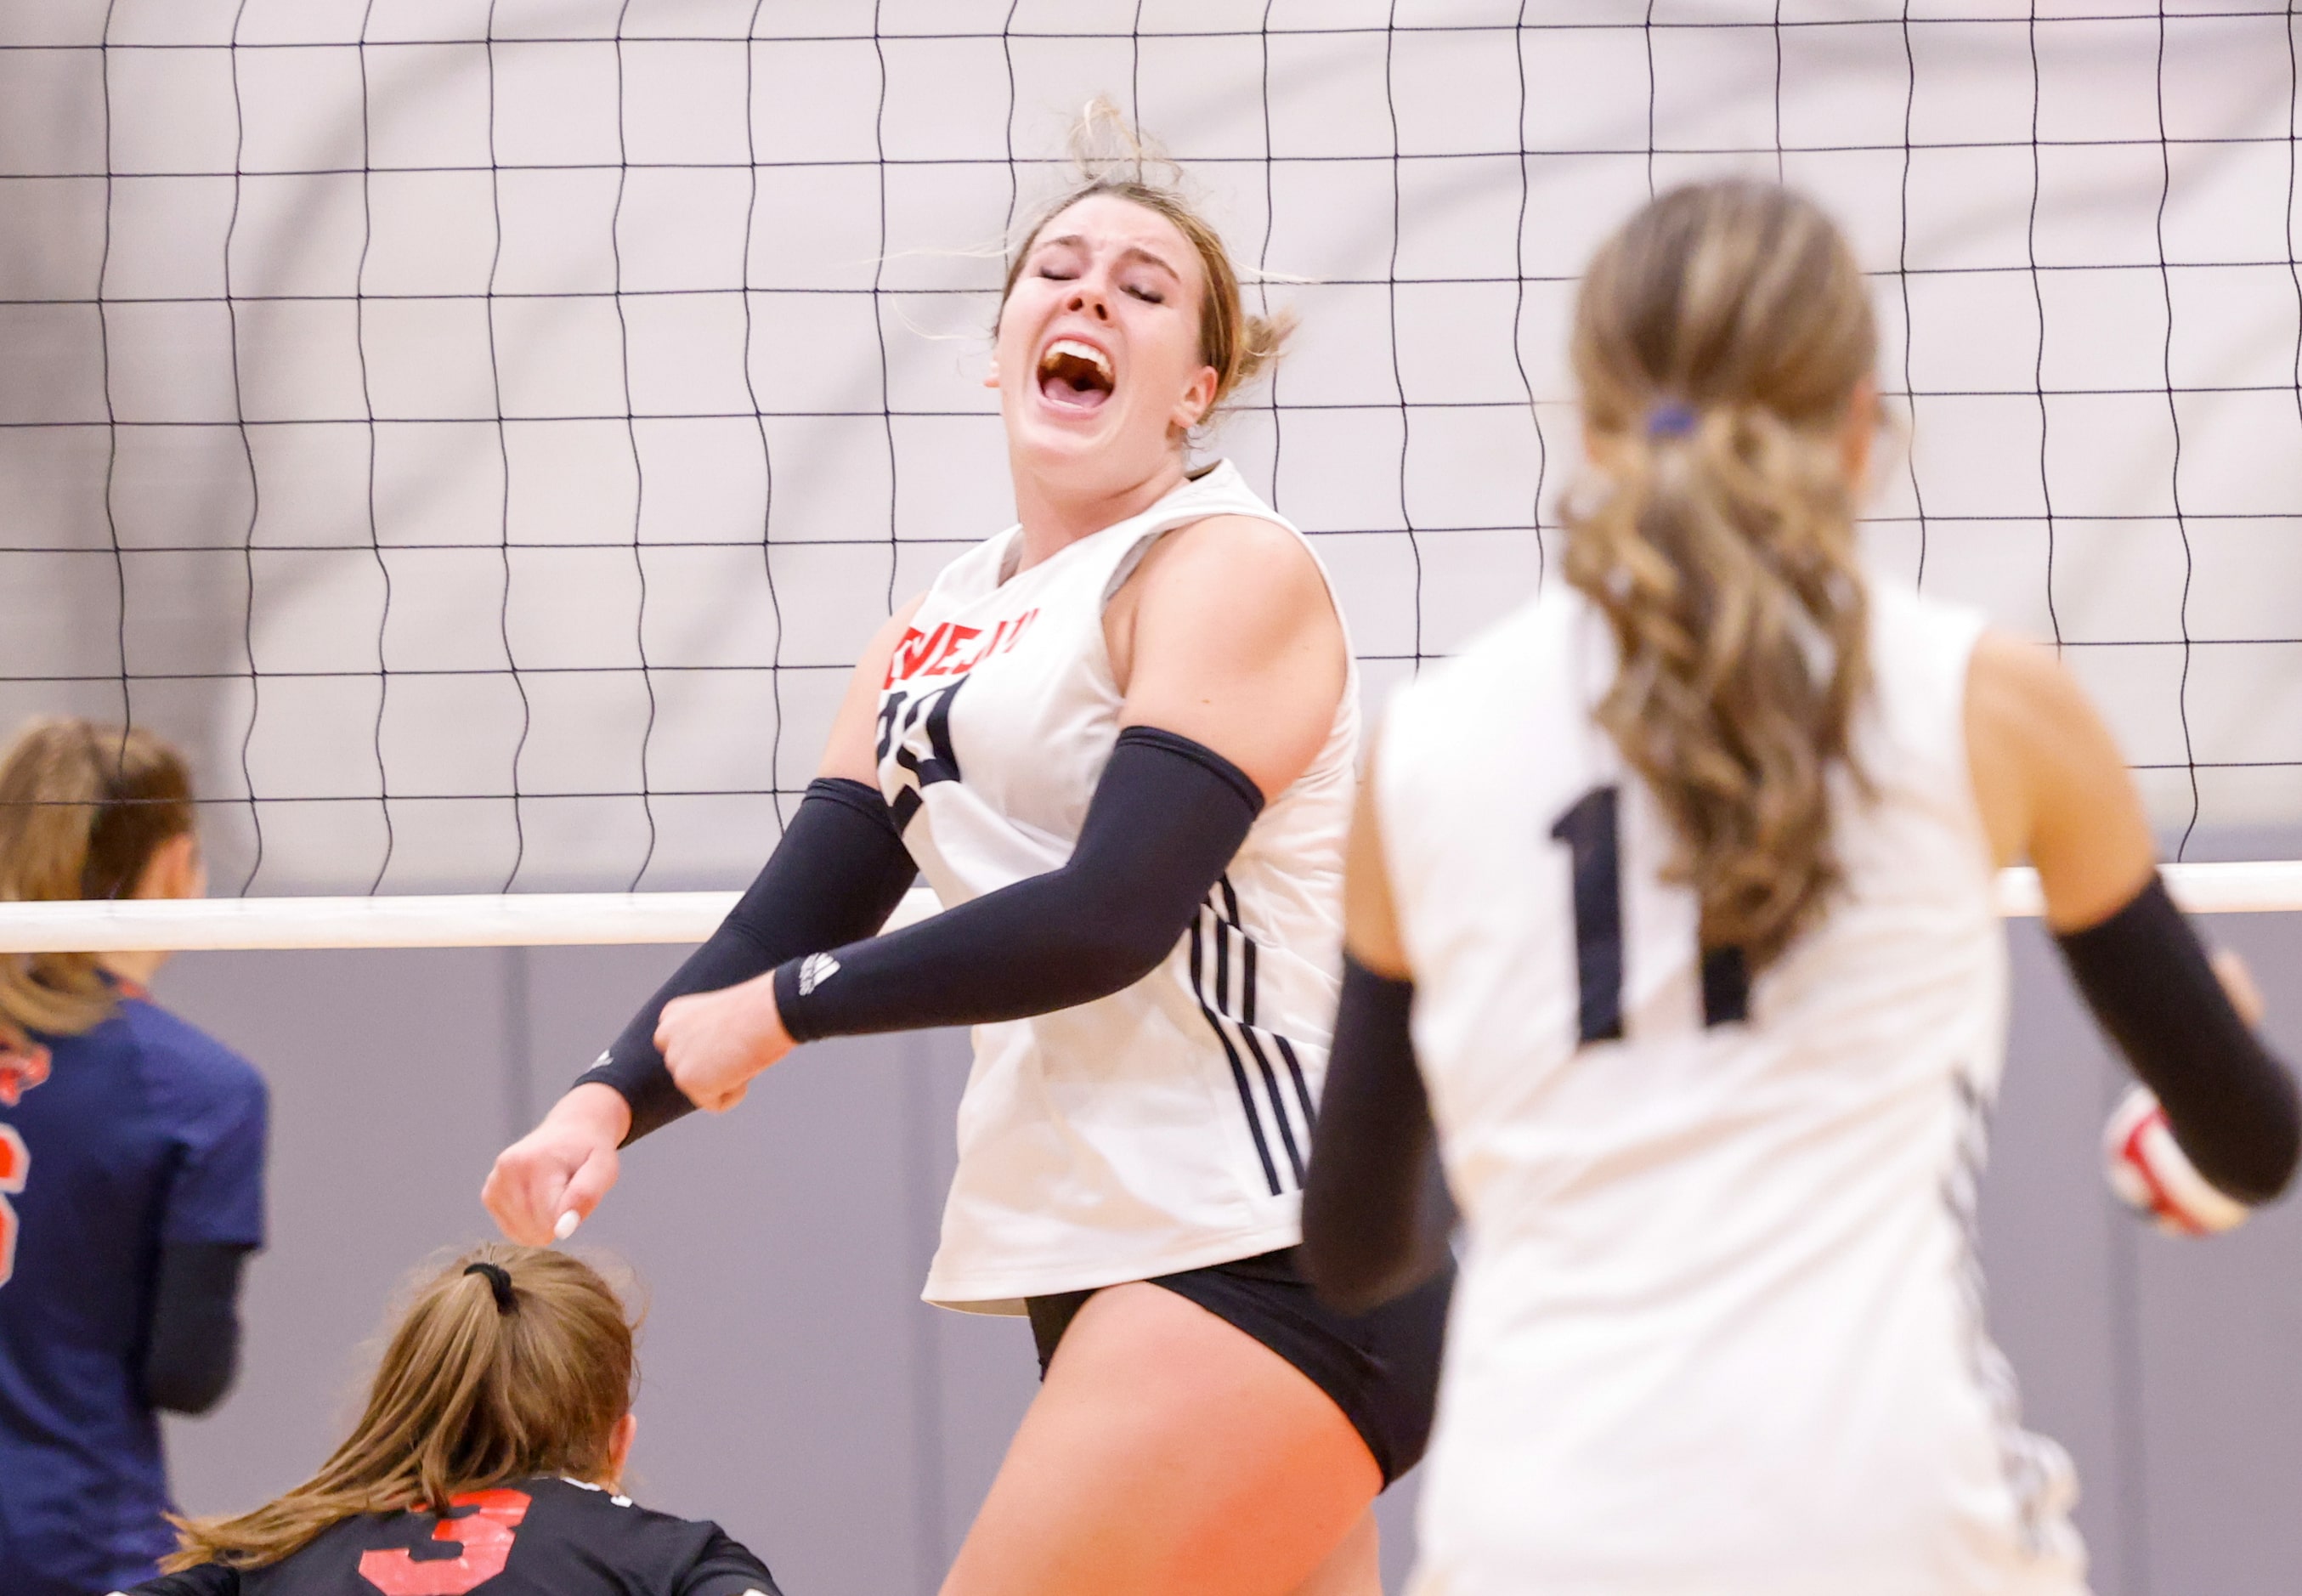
[0,1126,25,1287]
[879,678,967,829]
[1551,786,1749,1044]
[358,1489,531,1596]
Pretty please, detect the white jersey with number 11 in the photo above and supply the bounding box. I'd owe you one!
[1379,581,2085,1596]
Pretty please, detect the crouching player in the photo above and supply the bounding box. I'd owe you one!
[120,1246,783,1596]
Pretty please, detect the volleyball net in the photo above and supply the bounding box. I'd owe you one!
[1,3,2299,948]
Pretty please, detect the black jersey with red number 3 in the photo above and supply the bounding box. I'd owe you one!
[123,1476,782,1596]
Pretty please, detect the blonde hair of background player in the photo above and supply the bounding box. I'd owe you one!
[1561,180,1882,970]
[165,1245,637,1571]
[999,96,1292,417]
[0,717,200,1048]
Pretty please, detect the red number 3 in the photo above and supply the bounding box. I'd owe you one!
[358,1489,532,1595]
[0,1126,27,1287]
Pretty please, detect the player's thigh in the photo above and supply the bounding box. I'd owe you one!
[1293,1506,1381,1596]
[942,1281,1383,1596]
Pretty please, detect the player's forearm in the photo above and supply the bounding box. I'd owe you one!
[576,778,917,1141]
[143,1242,253,1416]
[2059,872,2301,1205]
[1301,954,1456,1315]
[769,727,1263,1042]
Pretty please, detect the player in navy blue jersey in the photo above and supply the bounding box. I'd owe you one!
[124,1245,782,1596]
[0,718,269,1596]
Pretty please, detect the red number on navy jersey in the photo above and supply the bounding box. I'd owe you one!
[0,1044,48,1107]
[357,1488,531,1595]
[0,1125,26,1287]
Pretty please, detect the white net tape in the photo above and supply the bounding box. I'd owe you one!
[1,863,2298,954]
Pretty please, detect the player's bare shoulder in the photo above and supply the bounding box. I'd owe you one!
[1965,629,2096,743]
[1139,512,1328,614]
[1112,513,1339,680]
[1963,627,2155,923]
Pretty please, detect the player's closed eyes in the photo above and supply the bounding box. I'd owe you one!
[1031,258,1165,303]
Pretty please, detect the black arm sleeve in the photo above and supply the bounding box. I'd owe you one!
[772,727,1264,1043]
[575,777,917,1141]
[1300,954,1456,1315]
[143,1242,252,1417]
[2057,871,2302,1205]
[676,1526,785,1596]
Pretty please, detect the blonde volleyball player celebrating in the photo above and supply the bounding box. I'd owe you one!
[486,108,1448,1596]
[1301,180,2299,1594]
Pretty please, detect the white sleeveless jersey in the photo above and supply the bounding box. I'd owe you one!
[878,461,1357,1312]
[1380,582,2087,1596]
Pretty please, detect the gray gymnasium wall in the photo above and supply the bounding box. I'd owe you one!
[150,844,2302,1596]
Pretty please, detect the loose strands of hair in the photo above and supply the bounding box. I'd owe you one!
[1000,99,1293,424]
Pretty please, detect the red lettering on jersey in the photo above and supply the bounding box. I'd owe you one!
[0,1044,50,1107]
[921,625,981,676]
[885,608,1037,687]
[0,1125,26,1287]
[357,1488,531,1596]
[885,623,949,687]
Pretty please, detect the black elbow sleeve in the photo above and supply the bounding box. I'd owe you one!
[577,778,917,1142]
[2057,873,2302,1205]
[772,727,1264,1044]
[144,1243,252,1417]
[1303,955,1453,1316]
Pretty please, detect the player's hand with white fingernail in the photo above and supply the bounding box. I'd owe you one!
[483,1081,630,1245]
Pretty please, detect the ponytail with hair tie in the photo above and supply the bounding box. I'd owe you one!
[463,1261,517,1313]
[165,1245,636,1572]
[1646,401,1699,439]
[1564,180,1878,971]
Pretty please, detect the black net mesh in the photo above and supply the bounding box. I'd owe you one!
[0,2,2294,895]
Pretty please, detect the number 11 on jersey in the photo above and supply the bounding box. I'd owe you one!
[1551,785,1750,1045]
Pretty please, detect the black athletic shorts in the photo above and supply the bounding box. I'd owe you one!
[1025,1245,1455,1486]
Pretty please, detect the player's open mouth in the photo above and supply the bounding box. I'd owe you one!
[1036,337,1115,411]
